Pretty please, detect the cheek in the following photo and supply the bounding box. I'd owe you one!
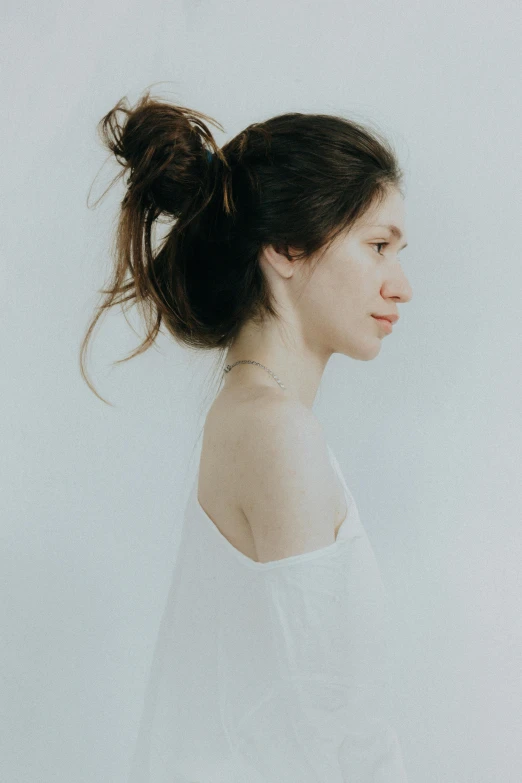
[304,254,371,319]
[335,272,368,311]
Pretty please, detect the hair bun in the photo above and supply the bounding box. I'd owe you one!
[99,90,223,216]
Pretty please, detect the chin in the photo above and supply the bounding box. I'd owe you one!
[343,341,382,361]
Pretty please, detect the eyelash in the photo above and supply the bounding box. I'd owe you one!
[372,242,389,255]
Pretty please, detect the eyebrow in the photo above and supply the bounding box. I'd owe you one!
[368,224,408,249]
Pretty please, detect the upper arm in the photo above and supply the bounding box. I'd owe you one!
[236,401,340,563]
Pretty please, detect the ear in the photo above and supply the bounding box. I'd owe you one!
[271,242,293,260]
[260,243,301,278]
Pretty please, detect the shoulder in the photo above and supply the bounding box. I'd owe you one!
[240,390,323,450]
[234,393,340,563]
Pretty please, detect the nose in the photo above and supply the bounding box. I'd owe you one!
[384,267,413,304]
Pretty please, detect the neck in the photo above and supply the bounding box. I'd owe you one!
[223,319,332,410]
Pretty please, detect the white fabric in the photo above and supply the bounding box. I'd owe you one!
[127,443,409,782]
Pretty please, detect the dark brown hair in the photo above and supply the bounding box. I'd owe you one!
[80,87,404,404]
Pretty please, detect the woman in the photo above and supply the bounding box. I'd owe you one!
[81,89,412,782]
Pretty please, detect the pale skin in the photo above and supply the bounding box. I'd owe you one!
[197,185,413,563]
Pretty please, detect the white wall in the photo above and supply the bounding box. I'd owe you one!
[2,0,521,780]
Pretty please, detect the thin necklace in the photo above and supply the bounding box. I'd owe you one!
[223,360,286,390]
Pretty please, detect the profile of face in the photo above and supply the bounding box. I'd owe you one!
[279,186,413,361]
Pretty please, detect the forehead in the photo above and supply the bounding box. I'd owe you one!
[355,192,407,245]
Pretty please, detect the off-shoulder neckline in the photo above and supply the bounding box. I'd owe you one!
[193,442,362,571]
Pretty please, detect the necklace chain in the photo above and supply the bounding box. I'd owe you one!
[223,360,286,390]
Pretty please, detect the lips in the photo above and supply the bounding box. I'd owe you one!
[372,314,399,324]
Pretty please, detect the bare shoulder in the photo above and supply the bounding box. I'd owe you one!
[238,391,324,454]
[234,393,342,563]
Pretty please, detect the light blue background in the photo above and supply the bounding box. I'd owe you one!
[2,0,521,781]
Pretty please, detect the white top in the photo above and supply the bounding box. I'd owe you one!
[127,443,409,782]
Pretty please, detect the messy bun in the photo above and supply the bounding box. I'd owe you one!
[101,94,227,219]
[80,87,403,404]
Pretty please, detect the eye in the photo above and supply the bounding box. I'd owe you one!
[371,242,389,255]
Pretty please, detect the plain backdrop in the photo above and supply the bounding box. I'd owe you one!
[2,0,521,781]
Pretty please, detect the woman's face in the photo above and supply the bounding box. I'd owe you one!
[295,186,413,361]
